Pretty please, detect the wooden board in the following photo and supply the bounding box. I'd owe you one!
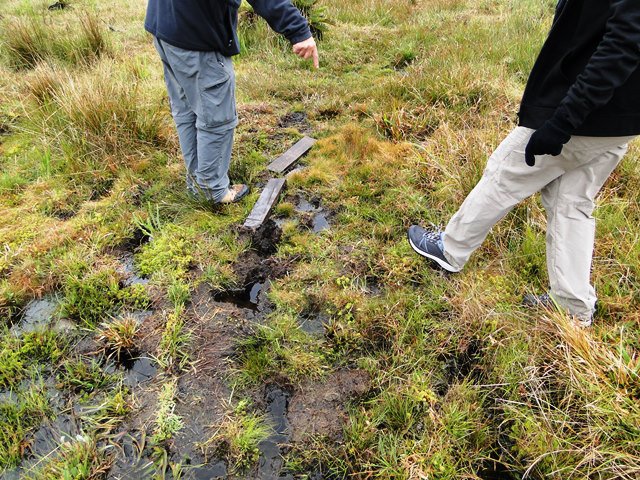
[267,136,316,174]
[243,178,287,230]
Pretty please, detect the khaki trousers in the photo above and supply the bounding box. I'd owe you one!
[443,127,635,320]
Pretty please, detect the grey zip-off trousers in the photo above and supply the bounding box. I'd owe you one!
[154,37,237,202]
[442,127,635,321]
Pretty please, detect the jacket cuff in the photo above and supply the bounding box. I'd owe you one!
[547,105,574,139]
[287,26,312,44]
[545,115,572,144]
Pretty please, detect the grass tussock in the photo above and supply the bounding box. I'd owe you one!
[202,399,272,473]
[34,61,169,162]
[1,12,111,70]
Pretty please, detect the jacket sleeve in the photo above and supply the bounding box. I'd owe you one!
[247,0,312,44]
[554,0,567,22]
[550,0,640,132]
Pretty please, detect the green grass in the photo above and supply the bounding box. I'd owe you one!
[202,399,272,473]
[0,0,639,478]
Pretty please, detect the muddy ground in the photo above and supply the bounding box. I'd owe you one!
[3,190,369,480]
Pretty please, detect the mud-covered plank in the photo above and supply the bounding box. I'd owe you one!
[243,178,287,230]
[267,136,316,174]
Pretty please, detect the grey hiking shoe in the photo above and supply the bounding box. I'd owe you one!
[407,225,461,273]
[571,315,593,328]
[219,184,249,204]
[522,292,593,328]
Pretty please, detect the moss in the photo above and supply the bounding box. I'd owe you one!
[117,283,151,311]
[0,346,25,389]
[136,224,196,279]
[61,269,122,327]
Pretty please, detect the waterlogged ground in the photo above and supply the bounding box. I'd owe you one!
[1,0,640,479]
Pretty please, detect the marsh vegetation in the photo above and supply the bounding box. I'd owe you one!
[0,0,639,479]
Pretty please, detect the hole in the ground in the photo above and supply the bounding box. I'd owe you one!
[120,228,151,252]
[444,338,482,381]
[212,282,265,312]
[477,454,518,480]
[50,209,77,221]
[48,1,69,10]
[278,111,309,130]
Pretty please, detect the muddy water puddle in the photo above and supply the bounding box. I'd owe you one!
[299,311,329,336]
[9,295,73,336]
[257,385,291,479]
[117,253,149,286]
[187,461,228,479]
[274,195,332,235]
[294,196,331,234]
[104,354,158,387]
[212,282,267,313]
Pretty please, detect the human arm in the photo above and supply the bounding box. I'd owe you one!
[247,0,319,68]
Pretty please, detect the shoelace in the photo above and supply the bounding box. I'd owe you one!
[421,230,441,243]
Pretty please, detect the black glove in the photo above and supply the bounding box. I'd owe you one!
[524,120,571,167]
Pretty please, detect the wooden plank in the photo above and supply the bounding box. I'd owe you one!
[243,178,287,230]
[267,136,316,174]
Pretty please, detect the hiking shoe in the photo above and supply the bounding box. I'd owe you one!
[523,293,593,328]
[219,184,249,204]
[571,315,593,328]
[522,293,554,309]
[407,225,460,273]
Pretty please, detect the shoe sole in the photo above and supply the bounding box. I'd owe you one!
[408,236,460,273]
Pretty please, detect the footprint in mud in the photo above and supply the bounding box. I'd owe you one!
[278,111,310,132]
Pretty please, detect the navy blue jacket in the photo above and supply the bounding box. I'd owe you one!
[145,0,311,56]
[519,0,640,136]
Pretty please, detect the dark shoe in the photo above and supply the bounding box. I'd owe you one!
[219,184,249,204]
[407,225,460,273]
[522,293,554,308]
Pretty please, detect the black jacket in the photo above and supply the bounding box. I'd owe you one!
[518,0,640,137]
[144,0,311,56]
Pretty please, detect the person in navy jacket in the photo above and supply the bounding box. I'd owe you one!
[146,0,319,203]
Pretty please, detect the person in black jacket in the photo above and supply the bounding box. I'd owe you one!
[408,0,640,327]
[145,0,319,204]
